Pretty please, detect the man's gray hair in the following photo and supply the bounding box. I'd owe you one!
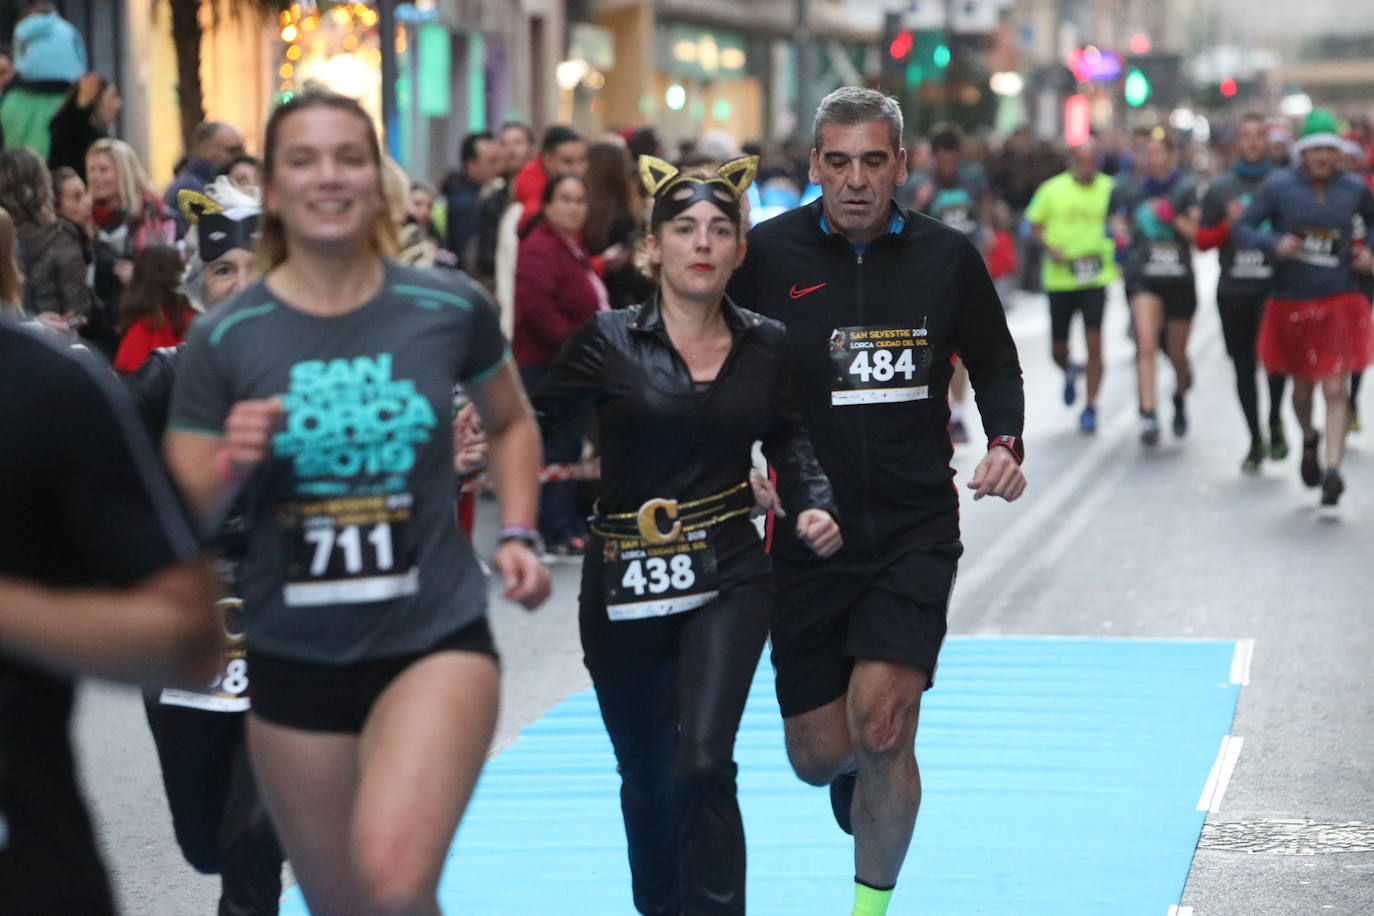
[813,87,904,152]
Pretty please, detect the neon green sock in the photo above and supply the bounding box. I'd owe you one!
[851,879,894,916]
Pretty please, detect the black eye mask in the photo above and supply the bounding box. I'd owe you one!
[639,155,759,228]
[198,211,259,263]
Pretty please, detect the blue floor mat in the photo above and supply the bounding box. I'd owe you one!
[281,637,1240,915]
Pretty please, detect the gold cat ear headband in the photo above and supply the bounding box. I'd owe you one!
[177,189,223,226]
[638,154,759,225]
[177,189,259,262]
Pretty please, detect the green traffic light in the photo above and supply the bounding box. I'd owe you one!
[1124,68,1150,107]
[934,44,950,68]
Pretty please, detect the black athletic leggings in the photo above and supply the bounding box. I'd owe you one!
[143,697,284,916]
[580,561,770,916]
[1218,292,1286,440]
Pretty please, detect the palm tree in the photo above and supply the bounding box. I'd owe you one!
[161,0,293,153]
[166,1,377,153]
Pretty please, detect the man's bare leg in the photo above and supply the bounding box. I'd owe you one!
[847,660,927,887]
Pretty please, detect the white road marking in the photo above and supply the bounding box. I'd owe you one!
[1197,735,1245,813]
[1230,638,1255,686]
[1167,906,1194,916]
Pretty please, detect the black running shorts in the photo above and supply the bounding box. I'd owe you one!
[247,617,499,733]
[769,539,963,719]
[1048,287,1108,342]
[1127,279,1197,321]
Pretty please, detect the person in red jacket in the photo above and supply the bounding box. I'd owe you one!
[113,243,194,372]
[513,125,588,233]
[515,173,608,555]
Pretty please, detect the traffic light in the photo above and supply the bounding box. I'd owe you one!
[890,29,913,60]
[1219,77,1237,98]
[882,13,906,80]
[1124,68,1150,107]
[914,30,949,85]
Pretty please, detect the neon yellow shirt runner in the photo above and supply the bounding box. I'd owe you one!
[1025,171,1119,292]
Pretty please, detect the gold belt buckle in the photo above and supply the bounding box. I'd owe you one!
[636,497,681,544]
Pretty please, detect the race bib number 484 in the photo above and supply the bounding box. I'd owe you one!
[829,325,932,406]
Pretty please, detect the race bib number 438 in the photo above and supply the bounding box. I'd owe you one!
[159,598,251,713]
[829,325,932,406]
[604,530,719,621]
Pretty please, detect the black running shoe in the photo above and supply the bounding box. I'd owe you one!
[1269,421,1289,461]
[1171,393,1188,438]
[1320,469,1345,506]
[829,771,857,836]
[1300,434,1322,487]
[1241,440,1264,475]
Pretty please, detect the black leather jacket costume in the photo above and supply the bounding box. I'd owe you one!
[532,294,836,581]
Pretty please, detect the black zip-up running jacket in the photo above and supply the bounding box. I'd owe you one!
[532,293,836,581]
[729,199,1024,559]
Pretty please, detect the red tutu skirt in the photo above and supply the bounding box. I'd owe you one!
[1257,291,1374,381]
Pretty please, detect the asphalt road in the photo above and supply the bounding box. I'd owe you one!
[73,251,1371,914]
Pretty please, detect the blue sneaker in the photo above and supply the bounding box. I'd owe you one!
[1063,363,1082,406]
[1079,404,1097,434]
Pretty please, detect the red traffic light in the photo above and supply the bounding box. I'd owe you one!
[1220,77,1237,98]
[889,29,913,60]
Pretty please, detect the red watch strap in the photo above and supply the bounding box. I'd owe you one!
[989,435,1023,465]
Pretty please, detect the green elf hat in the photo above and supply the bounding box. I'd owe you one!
[1292,108,1343,155]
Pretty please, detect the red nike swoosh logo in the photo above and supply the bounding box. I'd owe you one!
[789,282,828,299]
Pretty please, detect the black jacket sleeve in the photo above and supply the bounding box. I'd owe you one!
[759,331,837,518]
[529,316,608,450]
[953,239,1026,449]
[123,344,182,441]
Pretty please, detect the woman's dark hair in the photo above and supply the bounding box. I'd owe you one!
[119,244,191,335]
[217,153,261,180]
[519,173,586,240]
[583,141,632,254]
[540,125,581,155]
[257,89,394,269]
[0,147,55,226]
[50,165,80,213]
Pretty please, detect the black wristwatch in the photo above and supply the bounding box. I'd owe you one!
[497,525,544,553]
[988,434,1024,465]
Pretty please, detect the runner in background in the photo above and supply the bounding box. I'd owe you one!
[1234,108,1374,508]
[126,179,287,914]
[1025,136,1117,433]
[1342,134,1373,433]
[1196,113,1288,472]
[1111,131,1201,446]
[909,124,993,445]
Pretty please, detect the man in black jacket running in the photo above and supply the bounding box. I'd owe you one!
[730,87,1027,916]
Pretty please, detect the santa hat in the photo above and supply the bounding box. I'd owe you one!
[1292,109,1343,155]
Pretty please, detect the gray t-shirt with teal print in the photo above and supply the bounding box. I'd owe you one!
[169,260,508,663]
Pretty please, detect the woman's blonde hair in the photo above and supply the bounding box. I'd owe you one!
[255,89,398,270]
[86,138,157,212]
[0,207,24,315]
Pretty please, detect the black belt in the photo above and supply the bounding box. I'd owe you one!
[591,481,753,543]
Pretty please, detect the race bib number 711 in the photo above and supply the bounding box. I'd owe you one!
[829,324,932,406]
